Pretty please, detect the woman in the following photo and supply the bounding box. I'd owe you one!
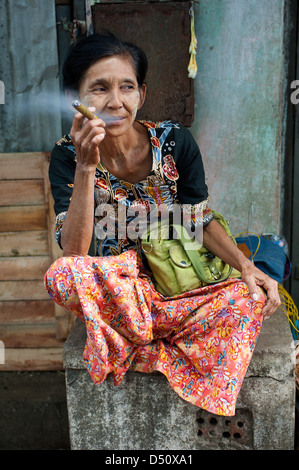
[45,34,280,416]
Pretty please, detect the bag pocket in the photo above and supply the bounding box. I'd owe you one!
[168,242,203,294]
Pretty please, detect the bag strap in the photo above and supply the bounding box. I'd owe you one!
[234,231,261,261]
[173,224,233,282]
[172,224,213,282]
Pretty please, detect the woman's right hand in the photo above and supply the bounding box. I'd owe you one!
[70,108,106,168]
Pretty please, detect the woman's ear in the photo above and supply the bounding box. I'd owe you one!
[138,83,147,110]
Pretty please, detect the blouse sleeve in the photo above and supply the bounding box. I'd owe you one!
[173,125,213,227]
[48,136,76,247]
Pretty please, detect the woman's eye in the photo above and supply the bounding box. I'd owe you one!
[92,87,105,93]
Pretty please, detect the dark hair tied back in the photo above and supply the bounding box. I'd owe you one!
[62,34,148,92]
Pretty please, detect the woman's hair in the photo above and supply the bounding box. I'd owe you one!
[62,34,148,92]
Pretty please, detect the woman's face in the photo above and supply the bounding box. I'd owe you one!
[78,55,146,136]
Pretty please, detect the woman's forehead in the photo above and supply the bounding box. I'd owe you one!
[84,55,137,82]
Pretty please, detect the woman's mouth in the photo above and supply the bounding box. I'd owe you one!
[104,116,125,126]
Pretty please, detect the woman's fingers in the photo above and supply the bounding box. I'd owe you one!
[243,276,259,302]
[71,113,105,139]
[79,124,106,157]
[70,109,106,166]
[70,110,86,132]
[242,268,281,319]
[260,278,281,319]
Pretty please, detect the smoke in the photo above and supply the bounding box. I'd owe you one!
[13,89,74,122]
[0,88,124,152]
[14,90,118,126]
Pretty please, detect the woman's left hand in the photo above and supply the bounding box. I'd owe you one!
[241,262,281,319]
[203,219,281,319]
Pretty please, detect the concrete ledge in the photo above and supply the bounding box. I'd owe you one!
[63,308,295,450]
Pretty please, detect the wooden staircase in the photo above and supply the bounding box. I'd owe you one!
[0,152,73,370]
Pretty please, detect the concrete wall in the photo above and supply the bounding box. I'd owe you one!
[191,0,286,235]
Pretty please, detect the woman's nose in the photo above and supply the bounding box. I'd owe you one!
[107,89,122,108]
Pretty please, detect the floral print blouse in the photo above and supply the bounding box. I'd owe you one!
[49,120,213,257]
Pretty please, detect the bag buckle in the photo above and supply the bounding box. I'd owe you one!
[210,265,221,280]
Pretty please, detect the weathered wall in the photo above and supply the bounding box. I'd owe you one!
[0,0,288,232]
[0,0,62,152]
[191,0,286,235]
[88,0,287,234]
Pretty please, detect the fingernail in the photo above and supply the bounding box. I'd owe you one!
[252,293,258,301]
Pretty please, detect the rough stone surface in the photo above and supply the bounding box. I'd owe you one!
[63,308,296,450]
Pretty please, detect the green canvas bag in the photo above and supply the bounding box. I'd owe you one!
[141,211,238,297]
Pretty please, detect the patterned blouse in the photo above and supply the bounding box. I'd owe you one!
[49,120,213,257]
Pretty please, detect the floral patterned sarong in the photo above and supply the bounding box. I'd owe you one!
[44,250,265,416]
